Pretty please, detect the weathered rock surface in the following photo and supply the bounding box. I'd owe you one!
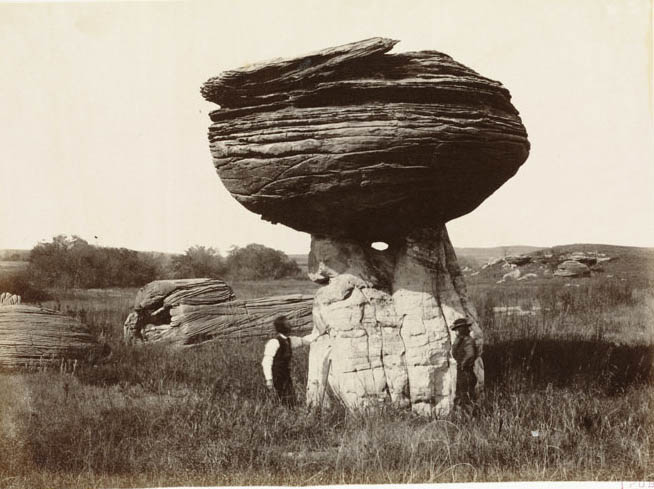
[134,279,235,311]
[124,279,313,346]
[306,227,484,415]
[554,260,591,278]
[125,278,236,342]
[150,295,313,346]
[518,272,538,281]
[0,305,106,368]
[559,252,598,267]
[202,37,529,241]
[505,255,532,266]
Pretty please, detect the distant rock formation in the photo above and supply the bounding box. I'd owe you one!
[202,38,529,415]
[505,255,532,266]
[518,273,538,281]
[497,268,521,283]
[124,279,313,346]
[0,302,106,368]
[554,260,591,278]
[472,248,617,282]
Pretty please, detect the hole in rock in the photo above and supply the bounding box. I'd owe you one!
[371,241,389,251]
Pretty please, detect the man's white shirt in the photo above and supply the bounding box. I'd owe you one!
[261,331,320,382]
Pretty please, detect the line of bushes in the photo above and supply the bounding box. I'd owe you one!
[0,235,303,299]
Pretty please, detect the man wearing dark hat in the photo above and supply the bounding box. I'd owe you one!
[451,317,478,409]
[261,315,320,406]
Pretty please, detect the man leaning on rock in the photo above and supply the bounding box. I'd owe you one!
[261,315,320,407]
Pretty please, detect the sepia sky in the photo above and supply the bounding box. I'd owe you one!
[0,0,652,254]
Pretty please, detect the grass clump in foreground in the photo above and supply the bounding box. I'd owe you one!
[0,280,652,488]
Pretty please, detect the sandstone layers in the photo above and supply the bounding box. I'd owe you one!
[0,299,105,369]
[202,38,529,414]
[202,37,529,241]
[124,279,313,346]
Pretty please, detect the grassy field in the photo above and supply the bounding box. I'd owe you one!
[0,277,652,488]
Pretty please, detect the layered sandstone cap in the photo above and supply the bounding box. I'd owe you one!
[202,38,529,241]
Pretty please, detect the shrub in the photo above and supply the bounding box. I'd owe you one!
[225,244,301,280]
[170,245,226,279]
[27,235,163,289]
[24,236,303,290]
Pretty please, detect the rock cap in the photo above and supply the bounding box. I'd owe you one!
[203,38,530,240]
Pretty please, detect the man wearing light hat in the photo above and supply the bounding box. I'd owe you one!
[451,317,478,408]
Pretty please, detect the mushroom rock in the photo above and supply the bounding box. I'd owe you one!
[202,38,529,415]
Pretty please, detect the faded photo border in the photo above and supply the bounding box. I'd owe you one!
[0,1,652,488]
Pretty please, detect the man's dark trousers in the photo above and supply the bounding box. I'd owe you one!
[272,335,295,406]
[455,367,476,407]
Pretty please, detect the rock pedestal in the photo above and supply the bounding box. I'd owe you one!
[306,226,483,415]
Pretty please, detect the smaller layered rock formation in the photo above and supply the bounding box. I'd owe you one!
[505,255,532,266]
[0,297,106,368]
[124,279,313,346]
[497,268,522,283]
[554,260,591,278]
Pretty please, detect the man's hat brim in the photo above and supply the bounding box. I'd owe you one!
[451,318,472,330]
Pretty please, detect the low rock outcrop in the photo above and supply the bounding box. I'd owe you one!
[554,260,591,278]
[497,269,521,283]
[0,303,106,368]
[124,279,313,346]
[505,255,532,266]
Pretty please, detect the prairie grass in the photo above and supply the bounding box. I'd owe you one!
[0,279,652,488]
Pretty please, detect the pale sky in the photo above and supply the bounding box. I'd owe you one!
[1,0,652,254]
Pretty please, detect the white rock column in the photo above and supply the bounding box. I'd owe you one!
[306,225,484,416]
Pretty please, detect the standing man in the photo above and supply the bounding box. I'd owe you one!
[261,315,320,406]
[451,317,478,409]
